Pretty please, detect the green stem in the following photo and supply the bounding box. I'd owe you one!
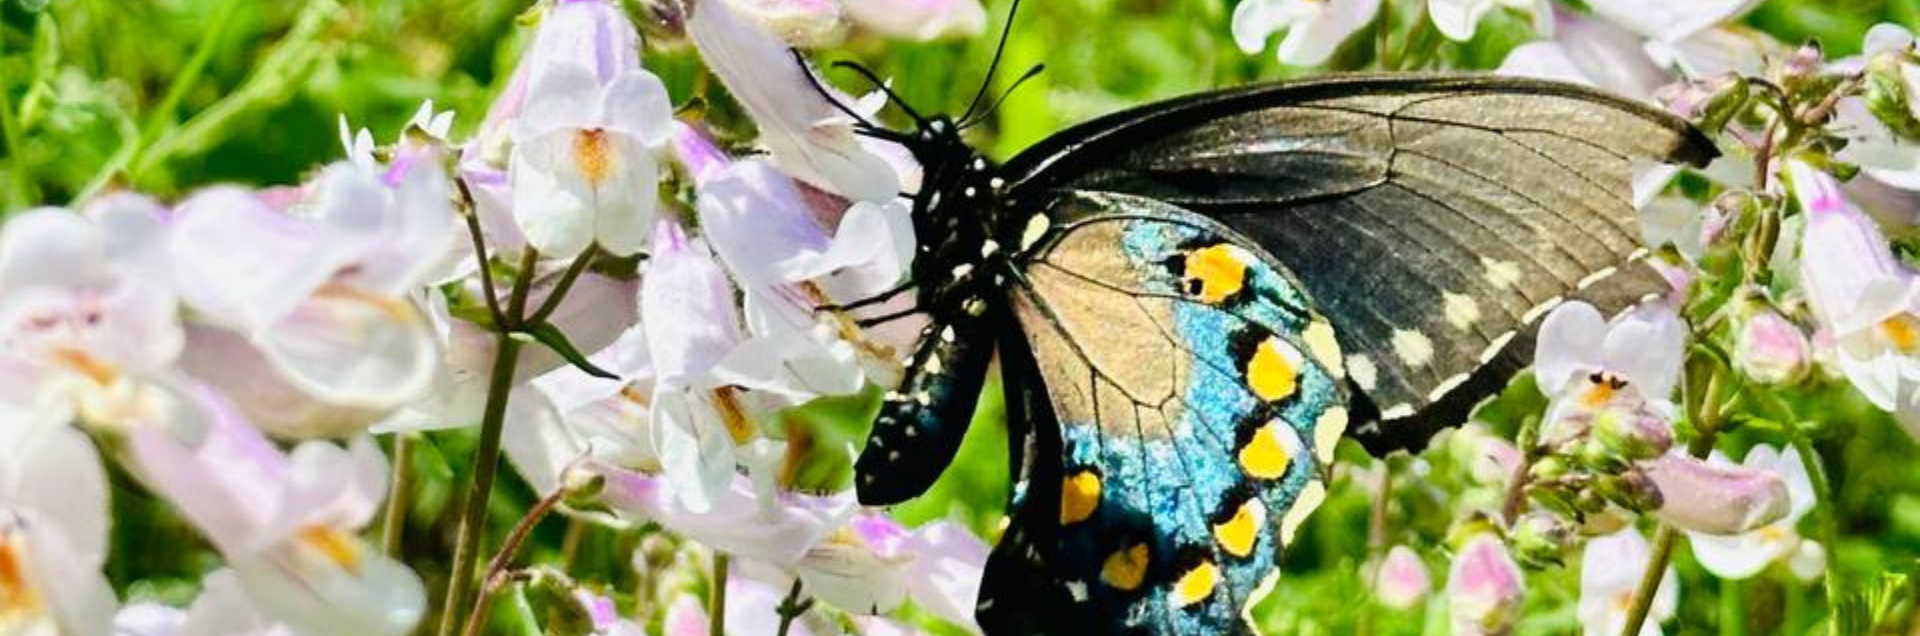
[381,433,417,557]
[775,579,810,636]
[527,247,598,325]
[1790,435,1842,606]
[459,487,566,636]
[435,333,527,636]
[1721,577,1746,636]
[120,0,245,177]
[710,554,730,636]
[0,15,39,210]
[1621,368,1727,636]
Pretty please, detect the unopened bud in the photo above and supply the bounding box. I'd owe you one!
[1508,513,1574,569]
[1592,409,1674,461]
[1733,302,1812,385]
[1528,456,1570,482]
[1865,52,1920,142]
[1596,468,1664,511]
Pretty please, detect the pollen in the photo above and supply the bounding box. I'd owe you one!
[1100,543,1150,591]
[298,525,364,574]
[1238,420,1297,480]
[1183,244,1250,303]
[573,128,615,186]
[1245,337,1303,402]
[1171,560,1219,608]
[1060,470,1102,525]
[0,530,44,618]
[1213,499,1267,558]
[1883,314,1920,352]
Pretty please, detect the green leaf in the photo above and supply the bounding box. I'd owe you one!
[524,321,619,380]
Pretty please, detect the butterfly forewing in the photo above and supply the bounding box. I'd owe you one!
[999,74,1717,453]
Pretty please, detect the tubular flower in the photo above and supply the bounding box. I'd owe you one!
[1375,545,1433,610]
[1533,301,1686,447]
[1578,529,1677,636]
[1446,531,1524,636]
[1790,160,1920,433]
[1641,451,1790,535]
[1230,0,1380,67]
[0,419,117,636]
[509,63,674,259]
[1687,445,1822,579]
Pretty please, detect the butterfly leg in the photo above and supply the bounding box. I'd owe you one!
[853,311,996,505]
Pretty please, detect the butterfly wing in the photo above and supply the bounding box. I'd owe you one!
[978,191,1343,635]
[1000,74,1717,453]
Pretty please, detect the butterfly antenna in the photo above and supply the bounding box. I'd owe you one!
[789,49,913,142]
[959,0,1025,123]
[830,60,929,125]
[958,63,1044,130]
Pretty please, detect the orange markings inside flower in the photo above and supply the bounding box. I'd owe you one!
[573,128,615,186]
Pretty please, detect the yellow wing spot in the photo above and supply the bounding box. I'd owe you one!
[298,526,364,575]
[1183,245,1250,303]
[1101,543,1150,591]
[1238,421,1299,480]
[1172,561,1220,608]
[1246,337,1303,402]
[1213,498,1268,558]
[1060,471,1102,525]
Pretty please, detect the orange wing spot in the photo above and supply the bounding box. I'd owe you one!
[1239,421,1296,480]
[1183,245,1250,303]
[1100,543,1150,591]
[1246,337,1302,402]
[1060,471,1102,525]
[1172,560,1220,608]
[1213,498,1267,558]
[573,128,614,186]
[298,526,365,575]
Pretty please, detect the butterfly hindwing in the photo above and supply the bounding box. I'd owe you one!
[1000,74,1717,452]
[979,191,1343,635]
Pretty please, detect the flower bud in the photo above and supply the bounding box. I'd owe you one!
[1864,51,1920,142]
[1643,452,1791,535]
[1658,73,1749,134]
[1595,468,1664,512]
[1776,42,1839,103]
[1528,456,1570,482]
[1573,436,1630,475]
[1732,302,1812,384]
[1447,532,1525,636]
[1591,408,1674,461]
[1375,545,1432,610]
[1508,513,1574,569]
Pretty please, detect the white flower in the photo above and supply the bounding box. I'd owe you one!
[1789,161,1920,433]
[1533,301,1686,443]
[0,420,117,636]
[1579,529,1676,636]
[1687,445,1821,580]
[1230,0,1381,67]
[1586,0,1759,44]
[509,63,674,259]
[1429,0,1550,43]
[129,391,425,636]
[687,0,904,203]
[839,0,988,40]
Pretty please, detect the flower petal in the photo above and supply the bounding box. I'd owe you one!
[1534,301,1608,397]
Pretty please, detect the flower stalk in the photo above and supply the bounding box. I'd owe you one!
[1619,364,1728,636]
[382,432,417,557]
[711,553,730,636]
[458,486,567,636]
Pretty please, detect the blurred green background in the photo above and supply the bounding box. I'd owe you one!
[8,0,1920,634]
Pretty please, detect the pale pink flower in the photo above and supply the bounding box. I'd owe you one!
[509,63,673,259]
[129,390,425,636]
[1446,532,1524,636]
[1687,445,1821,579]
[1231,0,1380,67]
[840,0,987,40]
[1732,305,1812,384]
[1376,545,1432,610]
[688,0,904,203]
[1789,160,1920,432]
[575,460,851,567]
[1429,0,1550,43]
[0,420,117,636]
[1579,529,1676,636]
[1641,451,1789,535]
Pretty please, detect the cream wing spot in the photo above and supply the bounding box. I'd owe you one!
[1280,481,1327,545]
[1347,354,1378,391]
[1442,292,1481,332]
[1312,407,1347,465]
[1389,329,1434,369]
[1302,320,1344,377]
[1480,257,1522,290]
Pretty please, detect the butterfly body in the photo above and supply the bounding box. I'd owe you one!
[838,74,1717,634]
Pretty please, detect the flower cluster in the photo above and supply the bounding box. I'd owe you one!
[0,0,990,634]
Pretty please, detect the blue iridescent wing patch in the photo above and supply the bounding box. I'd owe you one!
[978,191,1346,635]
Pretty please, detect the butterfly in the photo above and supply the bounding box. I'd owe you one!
[805,20,1717,636]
